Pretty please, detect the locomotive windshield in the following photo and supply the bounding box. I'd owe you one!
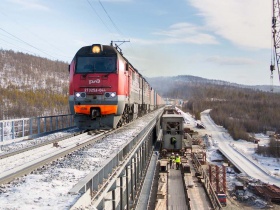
[75,56,116,73]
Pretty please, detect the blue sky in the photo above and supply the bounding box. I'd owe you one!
[0,0,274,85]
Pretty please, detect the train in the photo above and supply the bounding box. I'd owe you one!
[68,43,165,130]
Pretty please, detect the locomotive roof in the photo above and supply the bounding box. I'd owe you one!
[76,44,118,56]
[75,44,150,85]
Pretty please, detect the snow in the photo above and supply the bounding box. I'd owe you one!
[0,110,161,209]
[177,108,280,181]
[175,107,196,127]
[1,108,280,209]
[0,171,86,210]
[0,129,77,154]
[231,138,280,176]
[176,108,280,208]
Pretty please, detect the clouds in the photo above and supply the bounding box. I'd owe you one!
[130,22,218,45]
[0,0,273,85]
[130,0,271,49]
[188,0,271,50]
[125,0,267,84]
[206,55,256,65]
[7,0,49,11]
[100,0,132,2]
[153,22,218,45]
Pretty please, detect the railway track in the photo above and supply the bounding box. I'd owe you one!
[0,131,80,159]
[0,109,163,209]
[0,130,112,185]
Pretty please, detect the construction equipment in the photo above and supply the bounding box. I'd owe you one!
[271,0,280,91]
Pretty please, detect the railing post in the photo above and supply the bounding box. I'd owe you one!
[0,122,3,142]
[0,114,74,141]
[44,117,46,133]
[12,121,15,139]
[30,118,33,136]
[56,116,58,130]
[120,175,123,210]
[126,166,130,210]
[50,116,53,131]
[37,117,40,135]
[22,120,25,138]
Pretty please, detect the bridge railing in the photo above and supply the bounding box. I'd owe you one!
[0,114,75,142]
[192,153,223,209]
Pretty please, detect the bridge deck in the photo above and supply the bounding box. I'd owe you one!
[187,162,212,210]
[168,168,189,210]
[136,152,158,210]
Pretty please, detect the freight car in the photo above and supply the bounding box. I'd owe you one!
[68,43,164,130]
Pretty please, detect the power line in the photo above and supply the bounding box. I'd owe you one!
[0,36,35,55]
[0,28,57,60]
[0,30,22,43]
[0,11,70,59]
[86,0,113,33]
[87,0,136,62]
[98,0,124,36]
[97,0,137,57]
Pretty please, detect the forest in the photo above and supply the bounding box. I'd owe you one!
[1,51,279,157]
[0,50,69,119]
[151,78,280,158]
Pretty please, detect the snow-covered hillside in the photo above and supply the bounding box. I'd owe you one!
[0,50,68,93]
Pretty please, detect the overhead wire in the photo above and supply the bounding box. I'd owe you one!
[98,0,124,36]
[93,0,138,69]
[0,28,57,60]
[87,0,136,57]
[0,30,23,43]
[0,29,45,56]
[0,1,137,63]
[0,36,35,55]
[86,0,113,33]
[0,11,71,60]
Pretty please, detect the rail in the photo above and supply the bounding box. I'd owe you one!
[0,132,105,185]
[69,109,163,210]
[229,144,274,176]
[192,153,223,210]
[0,114,75,142]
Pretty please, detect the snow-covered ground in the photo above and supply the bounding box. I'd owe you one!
[177,107,280,180]
[0,110,161,210]
[232,137,280,177]
[0,129,78,154]
[1,107,280,209]
[178,108,280,208]
[176,109,196,127]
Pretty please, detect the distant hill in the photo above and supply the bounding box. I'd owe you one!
[1,49,279,120]
[0,50,69,93]
[146,75,280,97]
[0,50,69,119]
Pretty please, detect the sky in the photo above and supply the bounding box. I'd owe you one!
[0,0,275,85]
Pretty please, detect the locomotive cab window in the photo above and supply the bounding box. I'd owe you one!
[75,56,117,73]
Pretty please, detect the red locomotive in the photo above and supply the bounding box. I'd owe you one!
[68,43,164,130]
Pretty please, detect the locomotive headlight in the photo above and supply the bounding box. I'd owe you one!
[75,92,86,98]
[92,44,103,53]
[104,92,116,98]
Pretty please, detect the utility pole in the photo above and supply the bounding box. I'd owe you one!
[272,0,280,89]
